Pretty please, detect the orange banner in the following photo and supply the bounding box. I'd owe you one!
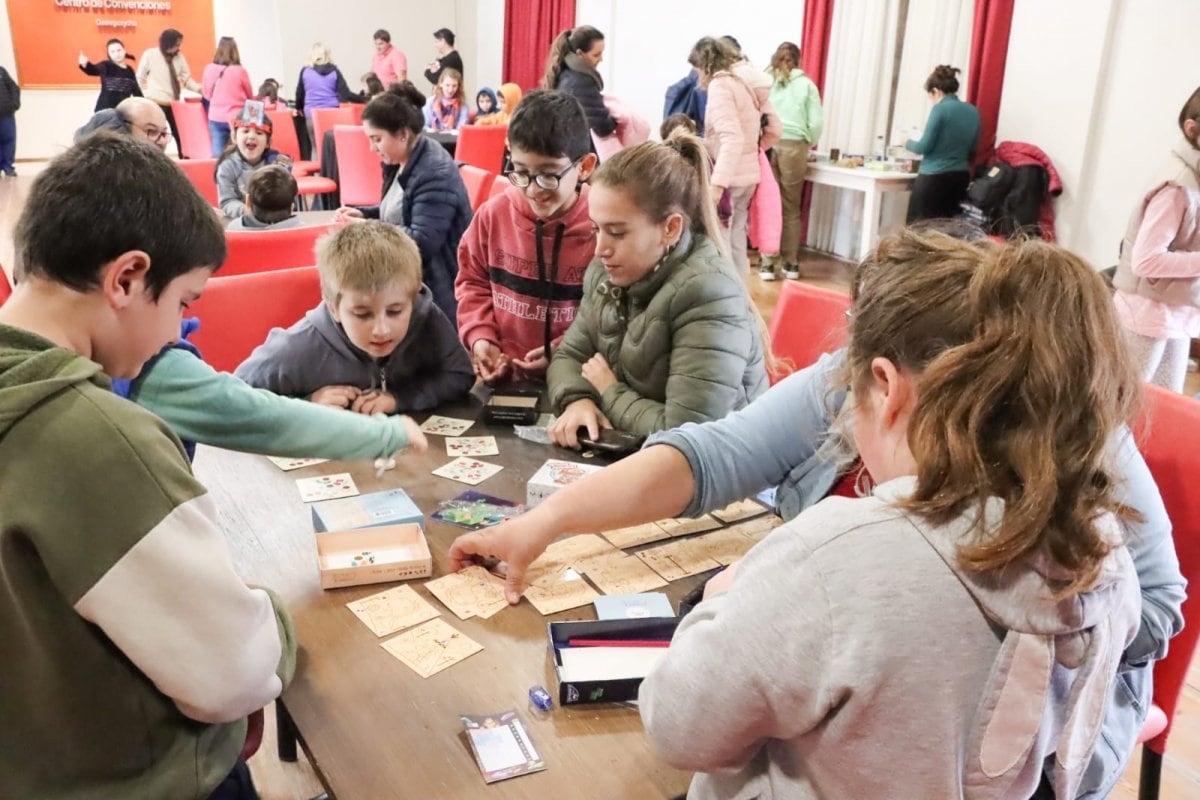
[6,0,215,88]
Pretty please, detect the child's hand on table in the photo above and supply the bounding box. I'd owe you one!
[550,398,611,448]
[352,389,396,416]
[449,514,559,604]
[310,384,361,408]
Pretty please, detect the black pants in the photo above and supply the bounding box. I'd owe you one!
[160,103,183,158]
[906,170,970,223]
[206,759,258,800]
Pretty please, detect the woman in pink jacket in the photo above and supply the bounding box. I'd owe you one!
[689,37,780,277]
[1112,86,1200,392]
[202,37,254,158]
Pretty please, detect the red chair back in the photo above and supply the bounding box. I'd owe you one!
[312,107,356,169]
[487,176,510,202]
[0,268,12,306]
[222,224,334,277]
[455,124,508,173]
[170,100,213,160]
[766,281,852,382]
[1136,386,1200,758]
[334,125,383,206]
[189,266,322,372]
[266,109,301,160]
[459,164,495,212]
[339,102,365,125]
[176,158,219,207]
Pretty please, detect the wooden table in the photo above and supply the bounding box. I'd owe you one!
[805,161,917,258]
[193,398,697,799]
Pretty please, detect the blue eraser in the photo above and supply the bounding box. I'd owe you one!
[528,685,553,712]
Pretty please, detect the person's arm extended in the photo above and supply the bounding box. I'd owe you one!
[1130,186,1200,279]
[131,348,411,459]
[177,54,200,93]
[906,102,943,154]
[80,60,102,76]
[574,76,616,137]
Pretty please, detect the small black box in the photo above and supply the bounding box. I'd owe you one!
[547,617,679,705]
[483,382,542,425]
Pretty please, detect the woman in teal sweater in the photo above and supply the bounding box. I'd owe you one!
[905,65,981,223]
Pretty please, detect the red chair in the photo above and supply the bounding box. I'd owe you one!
[334,124,382,207]
[266,108,318,175]
[339,102,365,125]
[455,124,508,173]
[0,268,12,306]
[487,176,510,202]
[222,224,334,277]
[170,100,213,160]
[459,164,495,212]
[176,158,219,207]
[188,266,322,372]
[766,280,852,382]
[1134,386,1200,800]
[311,107,356,170]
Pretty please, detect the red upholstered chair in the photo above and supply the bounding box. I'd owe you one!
[170,100,213,160]
[222,224,334,277]
[266,108,318,175]
[766,280,852,382]
[1134,386,1200,800]
[0,268,12,306]
[176,158,219,207]
[339,102,365,125]
[188,266,322,373]
[334,124,382,207]
[455,124,508,173]
[487,176,510,202]
[311,107,356,170]
[459,164,495,212]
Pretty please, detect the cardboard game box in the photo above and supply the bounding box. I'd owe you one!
[547,616,679,705]
[311,487,424,532]
[316,523,432,589]
[526,458,604,508]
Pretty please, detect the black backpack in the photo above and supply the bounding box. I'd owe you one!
[967,162,1016,213]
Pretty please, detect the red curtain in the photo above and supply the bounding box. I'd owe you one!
[503,0,576,91]
[966,0,1015,167]
[800,0,836,94]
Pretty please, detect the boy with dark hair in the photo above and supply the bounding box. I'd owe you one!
[227,163,300,230]
[455,89,598,383]
[0,132,296,799]
[236,221,474,412]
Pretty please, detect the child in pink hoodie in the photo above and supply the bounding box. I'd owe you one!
[455,90,598,383]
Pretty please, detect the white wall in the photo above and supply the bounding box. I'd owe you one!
[575,0,807,137]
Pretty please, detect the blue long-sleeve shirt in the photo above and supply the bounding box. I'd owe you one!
[906,93,981,175]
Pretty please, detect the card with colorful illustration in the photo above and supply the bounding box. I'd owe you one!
[432,457,504,486]
[446,436,500,458]
[266,456,329,472]
[462,711,546,783]
[432,490,523,531]
[420,415,475,437]
[296,473,360,503]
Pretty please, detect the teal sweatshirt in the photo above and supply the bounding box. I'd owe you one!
[130,347,412,458]
[905,93,981,175]
[768,69,823,144]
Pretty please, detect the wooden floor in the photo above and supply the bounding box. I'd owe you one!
[2,165,1199,799]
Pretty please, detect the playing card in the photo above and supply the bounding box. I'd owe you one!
[445,436,499,457]
[380,618,483,678]
[636,539,722,581]
[296,473,359,502]
[710,498,768,524]
[432,457,504,486]
[346,585,440,637]
[266,456,329,471]
[601,521,671,549]
[576,552,669,595]
[523,567,600,615]
[420,415,475,436]
[424,566,509,620]
[657,515,723,537]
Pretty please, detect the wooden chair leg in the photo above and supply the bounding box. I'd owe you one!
[275,700,298,763]
[1138,744,1162,800]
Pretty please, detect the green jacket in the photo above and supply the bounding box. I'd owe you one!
[0,324,297,799]
[769,68,823,144]
[548,231,768,435]
[906,93,981,175]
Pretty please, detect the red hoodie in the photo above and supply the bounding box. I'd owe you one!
[455,183,597,378]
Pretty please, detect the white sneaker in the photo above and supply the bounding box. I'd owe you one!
[783,265,801,280]
[759,267,778,281]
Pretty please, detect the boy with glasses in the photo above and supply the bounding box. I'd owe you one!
[455,90,598,383]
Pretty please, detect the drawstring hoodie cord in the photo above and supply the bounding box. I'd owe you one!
[534,219,567,363]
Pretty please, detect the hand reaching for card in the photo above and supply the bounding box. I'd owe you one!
[399,416,428,455]
[550,398,611,448]
[448,515,560,605]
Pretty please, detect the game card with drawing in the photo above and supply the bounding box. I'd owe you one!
[576,552,669,596]
[462,711,546,783]
[657,515,723,537]
[636,539,722,582]
[420,415,475,436]
[432,457,504,486]
[296,473,360,502]
[380,617,483,678]
[345,585,440,637]
[710,498,768,524]
[688,528,757,566]
[523,567,600,615]
[601,521,671,549]
[424,565,509,620]
[266,456,329,471]
[445,436,499,457]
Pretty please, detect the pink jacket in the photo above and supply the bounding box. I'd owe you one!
[705,72,766,188]
[202,64,253,124]
[372,47,408,86]
[748,151,782,253]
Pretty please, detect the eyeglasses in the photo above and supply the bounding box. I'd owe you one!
[504,158,580,191]
[136,123,172,143]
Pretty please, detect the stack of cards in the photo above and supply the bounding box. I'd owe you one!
[462,711,546,783]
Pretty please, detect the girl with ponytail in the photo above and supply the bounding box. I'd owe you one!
[544,128,769,447]
[541,26,616,139]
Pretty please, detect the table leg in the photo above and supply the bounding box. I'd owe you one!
[860,186,881,261]
[276,700,299,763]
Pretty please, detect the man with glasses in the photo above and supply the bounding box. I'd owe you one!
[74,97,172,153]
[136,28,200,153]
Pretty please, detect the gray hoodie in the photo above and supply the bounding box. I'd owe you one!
[639,476,1141,800]
[234,285,474,412]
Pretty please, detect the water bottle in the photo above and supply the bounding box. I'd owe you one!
[875,135,885,161]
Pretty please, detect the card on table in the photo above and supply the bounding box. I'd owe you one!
[600,521,671,549]
[594,592,675,620]
[432,457,504,486]
[345,585,440,637]
[636,539,722,582]
[380,617,483,678]
[432,490,523,531]
[462,711,546,783]
[424,565,510,620]
[295,473,360,503]
[523,567,600,615]
[688,527,758,566]
[523,534,619,586]
[576,552,668,596]
[727,514,786,543]
[710,498,768,524]
[445,436,500,457]
[656,515,723,538]
[266,456,329,471]
[420,415,475,436]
